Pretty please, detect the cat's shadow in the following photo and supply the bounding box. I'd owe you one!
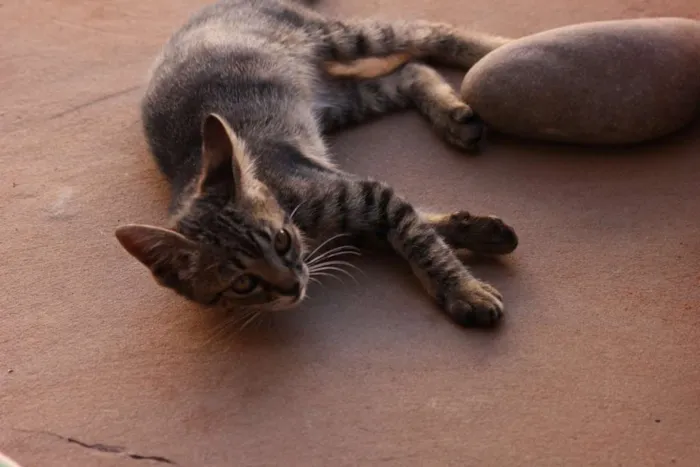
[167,247,531,401]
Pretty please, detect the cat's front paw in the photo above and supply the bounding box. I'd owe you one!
[444,279,504,328]
[437,104,484,152]
[434,211,519,255]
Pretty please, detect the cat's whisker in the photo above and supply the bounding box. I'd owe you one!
[310,260,366,278]
[304,233,353,263]
[310,264,357,277]
[253,312,269,331]
[237,314,255,332]
[239,311,262,332]
[230,309,262,328]
[308,258,359,271]
[309,265,359,285]
[306,246,361,266]
[306,243,360,261]
[309,270,345,284]
[202,309,256,346]
[308,276,323,286]
[289,200,306,221]
[203,316,239,345]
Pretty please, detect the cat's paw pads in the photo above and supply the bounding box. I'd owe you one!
[437,212,518,255]
[445,280,504,328]
[440,104,484,151]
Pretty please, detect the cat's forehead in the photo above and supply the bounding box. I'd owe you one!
[214,216,284,255]
[211,222,272,252]
[206,206,273,235]
[219,203,281,229]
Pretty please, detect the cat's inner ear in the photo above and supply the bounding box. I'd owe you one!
[115,224,200,288]
[197,113,245,201]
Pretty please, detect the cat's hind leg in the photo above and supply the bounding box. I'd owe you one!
[318,18,510,75]
[318,62,483,150]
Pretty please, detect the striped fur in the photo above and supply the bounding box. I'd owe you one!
[115,0,518,327]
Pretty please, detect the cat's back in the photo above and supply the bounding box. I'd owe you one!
[142,0,320,179]
[151,0,317,77]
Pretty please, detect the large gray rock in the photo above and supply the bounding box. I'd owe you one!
[460,18,700,145]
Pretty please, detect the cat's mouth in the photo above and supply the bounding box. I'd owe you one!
[272,272,309,309]
[269,289,307,311]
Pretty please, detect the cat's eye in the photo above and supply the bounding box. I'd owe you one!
[273,229,292,254]
[231,274,257,295]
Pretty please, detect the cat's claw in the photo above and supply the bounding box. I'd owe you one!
[444,280,504,328]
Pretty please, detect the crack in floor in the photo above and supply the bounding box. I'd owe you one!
[47,85,141,120]
[15,429,177,465]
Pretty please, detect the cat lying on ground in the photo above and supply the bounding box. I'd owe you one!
[116,0,519,328]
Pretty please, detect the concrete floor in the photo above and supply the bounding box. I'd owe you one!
[1,0,699,465]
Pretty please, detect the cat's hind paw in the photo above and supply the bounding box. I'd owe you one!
[437,103,484,152]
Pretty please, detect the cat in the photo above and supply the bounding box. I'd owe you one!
[115,0,519,327]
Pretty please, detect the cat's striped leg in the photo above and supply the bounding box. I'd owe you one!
[364,179,504,326]
[295,177,505,327]
[319,62,483,150]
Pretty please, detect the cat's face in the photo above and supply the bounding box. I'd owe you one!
[179,196,310,311]
[116,113,309,312]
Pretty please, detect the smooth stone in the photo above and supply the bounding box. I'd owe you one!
[460,18,700,145]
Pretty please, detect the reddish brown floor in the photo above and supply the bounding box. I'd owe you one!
[1,1,699,466]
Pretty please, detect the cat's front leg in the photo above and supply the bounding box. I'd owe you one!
[287,176,507,326]
[350,179,505,327]
[385,210,505,327]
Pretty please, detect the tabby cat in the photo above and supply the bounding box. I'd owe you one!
[115,0,519,327]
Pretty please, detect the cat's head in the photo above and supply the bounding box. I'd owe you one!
[115,113,309,311]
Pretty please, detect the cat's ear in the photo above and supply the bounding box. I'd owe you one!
[197,113,247,202]
[115,224,200,289]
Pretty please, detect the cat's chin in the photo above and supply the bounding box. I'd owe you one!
[287,290,308,308]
